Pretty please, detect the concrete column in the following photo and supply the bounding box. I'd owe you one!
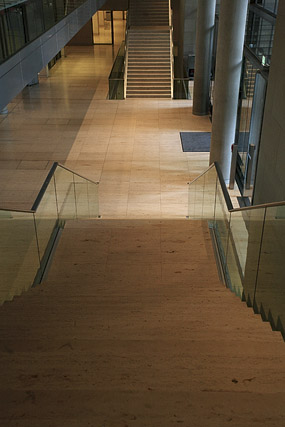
[193,0,216,116]
[210,0,248,182]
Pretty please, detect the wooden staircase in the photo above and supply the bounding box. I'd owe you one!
[1,219,285,425]
[126,0,172,99]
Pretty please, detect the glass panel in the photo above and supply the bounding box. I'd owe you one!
[42,0,56,30]
[173,79,191,99]
[188,174,205,219]
[3,6,26,58]
[33,176,58,267]
[226,213,245,298]
[0,210,40,304]
[109,41,125,99]
[254,205,285,335]
[74,174,87,218]
[73,174,99,219]
[241,207,266,306]
[54,0,66,21]
[109,79,124,99]
[188,165,217,221]
[227,207,265,301]
[213,180,230,275]
[110,40,125,78]
[203,167,217,222]
[87,180,99,218]
[0,0,88,64]
[187,162,285,339]
[26,0,44,41]
[54,166,76,221]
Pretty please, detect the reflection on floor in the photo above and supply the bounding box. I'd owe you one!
[0,44,211,217]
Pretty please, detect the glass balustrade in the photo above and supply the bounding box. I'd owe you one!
[173,78,192,100]
[0,0,87,64]
[254,204,285,332]
[108,41,125,100]
[0,162,99,305]
[188,162,285,339]
[0,209,40,304]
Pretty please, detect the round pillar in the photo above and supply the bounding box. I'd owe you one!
[193,0,216,116]
[210,0,248,182]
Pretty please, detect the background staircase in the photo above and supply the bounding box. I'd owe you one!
[126,0,172,99]
[128,0,170,26]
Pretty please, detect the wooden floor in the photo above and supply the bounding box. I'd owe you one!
[0,219,285,426]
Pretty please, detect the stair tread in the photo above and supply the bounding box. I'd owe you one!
[126,0,173,98]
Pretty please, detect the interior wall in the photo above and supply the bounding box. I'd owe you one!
[253,1,285,204]
[68,20,93,45]
[100,0,128,10]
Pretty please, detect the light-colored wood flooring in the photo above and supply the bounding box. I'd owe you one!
[0,219,284,426]
[0,44,210,217]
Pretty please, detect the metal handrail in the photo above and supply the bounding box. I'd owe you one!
[189,162,285,213]
[187,163,215,185]
[215,162,234,211]
[32,162,58,211]
[0,207,36,213]
[229,199,285,213]
[58,163,99,185]
[0,162,99,214]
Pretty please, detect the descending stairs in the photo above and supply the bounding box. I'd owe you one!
[126,0,172,99]
[1,219,285,425]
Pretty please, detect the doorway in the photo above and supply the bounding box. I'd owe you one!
[92,10,126,46]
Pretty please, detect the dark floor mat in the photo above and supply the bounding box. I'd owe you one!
[180,132,211,152]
